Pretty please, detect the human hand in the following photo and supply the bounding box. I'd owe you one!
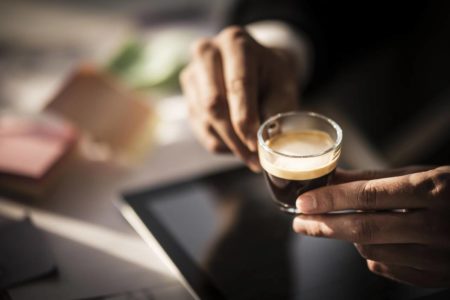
[180,26,301,171]
[292,166,450,287]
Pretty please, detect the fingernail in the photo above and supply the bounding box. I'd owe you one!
[248,157,261,172]
[296,195,317,213]
[248,140,257,152]
[292,217,306,233]
[249,163,261,173]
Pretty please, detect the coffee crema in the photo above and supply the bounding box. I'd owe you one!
[260,130,339,181]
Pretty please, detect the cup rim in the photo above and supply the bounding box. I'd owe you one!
[257,111,343,159]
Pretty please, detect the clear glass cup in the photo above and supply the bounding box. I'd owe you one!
[257,111,343,214]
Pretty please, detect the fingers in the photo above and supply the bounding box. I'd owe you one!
[184,39,260,171]
[366,260,447,287]
[215,27,260,151]
[189,115,230,153]
[355,244,450,272]
[181,25,303,171]
[293,212,428,244]
[180,66,229,153]
[296,171,431,214]
[333,166,436,184]
[359,243,450,286]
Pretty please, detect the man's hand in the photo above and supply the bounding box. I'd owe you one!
[180,26,301,171]
[292,166,450,287]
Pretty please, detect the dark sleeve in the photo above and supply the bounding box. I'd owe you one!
[225,0,424,91]
[225,0,325,90]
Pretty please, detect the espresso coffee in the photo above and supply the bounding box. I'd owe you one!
[260,130,338,211]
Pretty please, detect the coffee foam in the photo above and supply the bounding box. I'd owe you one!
[259,130,339,180]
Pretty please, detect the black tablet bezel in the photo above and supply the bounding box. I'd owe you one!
[120,168,248,300]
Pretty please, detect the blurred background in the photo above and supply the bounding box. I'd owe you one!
[0,0,239,199]
[0,0,449,299]
[0,0,230,111]
[0,2,242,298]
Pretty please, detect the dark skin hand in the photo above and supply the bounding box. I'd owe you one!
[293,166,450,287]
[181,25,450,288]
[180,26,301,171]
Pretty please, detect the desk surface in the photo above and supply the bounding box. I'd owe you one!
[0,125,240,299]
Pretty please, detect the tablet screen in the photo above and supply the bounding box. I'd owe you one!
[122,167,438,300]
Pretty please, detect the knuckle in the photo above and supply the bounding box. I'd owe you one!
[429,168,450,198]
[322,188,336,211]
[191,38,213,57]
[205,93,224,118]
[228,77,254,95]
[220,25,247,41]
[410,173,436,199]
[356,181,378,210]
[349,218,378,242]
[409,167,450,201]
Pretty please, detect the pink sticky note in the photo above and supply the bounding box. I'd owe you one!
[0,114,77,180]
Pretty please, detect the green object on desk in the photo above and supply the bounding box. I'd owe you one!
[107,40,143,77]
[106,30,194,92]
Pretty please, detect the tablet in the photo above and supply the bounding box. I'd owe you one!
[118,167,441,300]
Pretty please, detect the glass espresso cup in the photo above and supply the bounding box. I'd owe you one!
[258,111,343,214]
